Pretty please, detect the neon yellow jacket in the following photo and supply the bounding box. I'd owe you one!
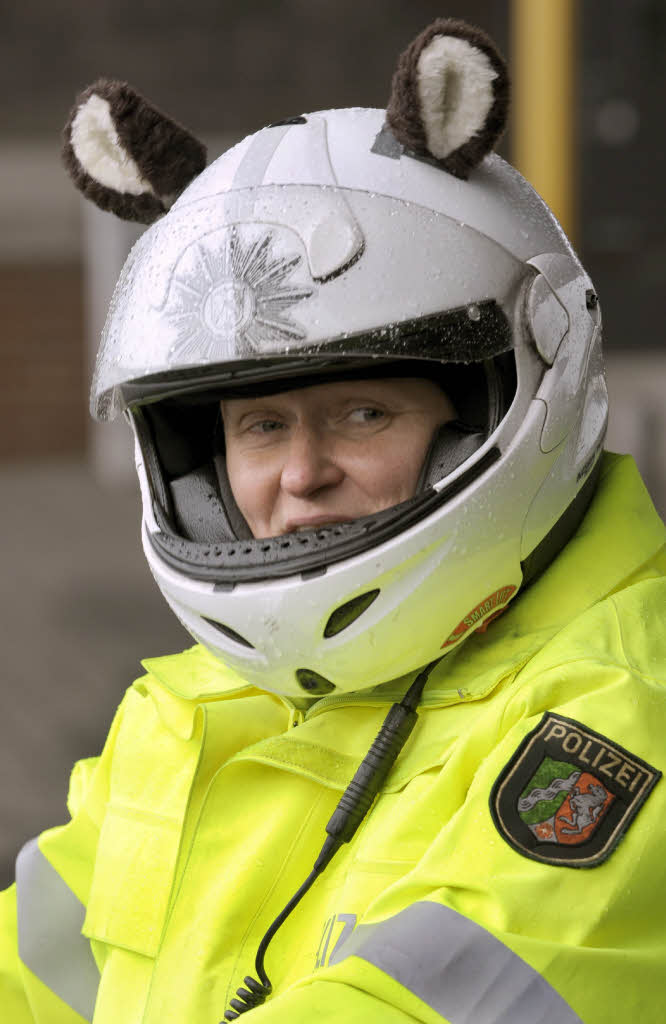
[2,453,665,1024]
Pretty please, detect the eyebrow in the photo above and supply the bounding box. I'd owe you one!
[221,400,291,428]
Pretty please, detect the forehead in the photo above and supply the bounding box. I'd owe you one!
[219,376,441,416]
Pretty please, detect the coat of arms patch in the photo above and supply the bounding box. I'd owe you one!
[490,713,660,867]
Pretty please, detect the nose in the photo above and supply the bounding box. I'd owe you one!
[279,425,344,498]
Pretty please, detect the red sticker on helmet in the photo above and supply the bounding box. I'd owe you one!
[441,585,517,648]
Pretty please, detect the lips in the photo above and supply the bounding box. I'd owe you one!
[283,516,351,533]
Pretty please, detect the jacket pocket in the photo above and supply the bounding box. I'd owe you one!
[83,805,182,957]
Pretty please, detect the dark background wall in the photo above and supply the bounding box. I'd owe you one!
[579,0,666,351]
[1,2,506,139]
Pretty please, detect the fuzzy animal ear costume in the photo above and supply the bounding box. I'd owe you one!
[62,18,509,220]
[62,79,207,223]
[386,17,509,178]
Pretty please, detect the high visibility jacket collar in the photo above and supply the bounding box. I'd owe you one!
[141,453,665,738]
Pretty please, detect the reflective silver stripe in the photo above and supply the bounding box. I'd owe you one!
[16,838,100,1022]
[328,913,357,964]
[329,901,583,1024]
[231,124,292,190]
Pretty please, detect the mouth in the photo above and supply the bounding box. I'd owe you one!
[284,516,351,533]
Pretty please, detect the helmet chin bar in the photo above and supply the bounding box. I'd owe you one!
[149,444,502,584]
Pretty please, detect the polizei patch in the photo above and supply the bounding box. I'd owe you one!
[490,713,660,867]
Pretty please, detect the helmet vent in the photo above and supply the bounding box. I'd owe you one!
[324,589,380,638]
[295,669,336,695]
[203,617,254,649]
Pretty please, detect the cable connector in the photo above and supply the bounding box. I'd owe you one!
[323,702,418,847]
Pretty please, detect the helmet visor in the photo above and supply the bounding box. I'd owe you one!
[92,186,524,419]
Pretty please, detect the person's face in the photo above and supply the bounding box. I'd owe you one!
[221,377,456,539]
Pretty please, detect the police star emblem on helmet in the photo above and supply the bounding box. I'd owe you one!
[490,713,661,867]
[165,227,314,359]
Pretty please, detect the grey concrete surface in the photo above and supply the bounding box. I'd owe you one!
[0,461,189,889]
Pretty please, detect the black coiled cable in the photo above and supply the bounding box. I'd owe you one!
[222,868,320,1019]
[221,658,441,1021]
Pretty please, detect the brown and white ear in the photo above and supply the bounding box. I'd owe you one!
[386,18,509,179]
[62,79,207,224]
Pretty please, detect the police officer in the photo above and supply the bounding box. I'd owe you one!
[2,18,665,1024]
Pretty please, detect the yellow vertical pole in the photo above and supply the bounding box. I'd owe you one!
[511,0,577,241]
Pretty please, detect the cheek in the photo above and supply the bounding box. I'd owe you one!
[225,451,274,532]
[348,433,429,502]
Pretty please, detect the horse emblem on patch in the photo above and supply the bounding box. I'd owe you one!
[490,713,660,867]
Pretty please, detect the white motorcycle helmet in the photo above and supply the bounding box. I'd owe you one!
[64,18,606,698]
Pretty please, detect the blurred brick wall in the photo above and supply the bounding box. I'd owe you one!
[0,264,85,458]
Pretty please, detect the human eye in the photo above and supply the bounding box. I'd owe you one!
[347,405,382,423]
[346,406,386,425]
[248,418,285,435]
[231,408,288,443]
